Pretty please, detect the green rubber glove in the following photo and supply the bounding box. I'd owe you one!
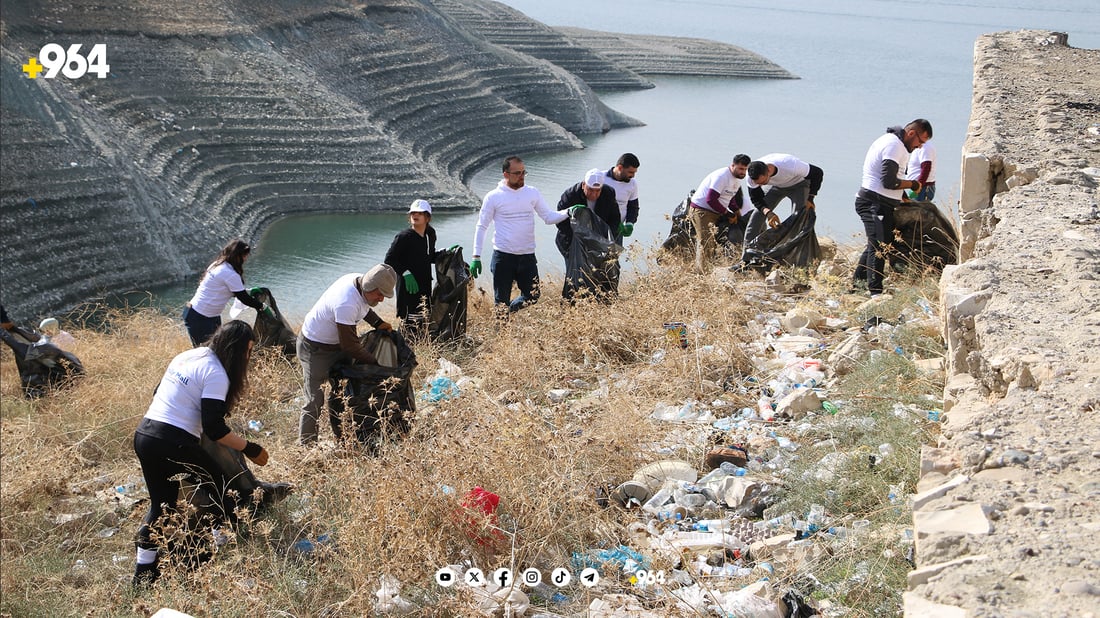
[402,271,419,295]
[249,286,262,296]
[261,304,275,319]
[470,258,482,278]
[448,244,461,251]
[619,222,634,237]
[567,204,585,216]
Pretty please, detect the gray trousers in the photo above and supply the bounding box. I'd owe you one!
[742,179,810,257]
[296,334,347,445]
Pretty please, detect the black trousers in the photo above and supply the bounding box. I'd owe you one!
[133,419,233,550]
[854,191,897,295]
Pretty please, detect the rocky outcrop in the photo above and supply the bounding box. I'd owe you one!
[906,31,1100,617]
[557,27,797,80]
[1,0,795,319]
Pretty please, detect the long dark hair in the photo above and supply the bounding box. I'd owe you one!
[211,239,251,277]
[206,320,255,411]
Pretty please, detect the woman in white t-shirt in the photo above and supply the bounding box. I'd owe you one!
[131,320,269,587]
[184,239,268,346]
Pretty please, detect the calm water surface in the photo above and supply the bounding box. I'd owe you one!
[152,0,1100,321]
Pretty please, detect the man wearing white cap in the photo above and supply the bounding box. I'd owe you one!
[555,168,621,298]
[385,199,439,330]
[39,317,76,351]
[471,156,569,313]
[296,264,397,445]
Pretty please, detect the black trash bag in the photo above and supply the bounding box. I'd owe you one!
[743,207,822,267]
[0,325,85,398]
[327,330,417,452]
[781,589,818,618]
[561,206,623,301]
[660,190,744,258]
[248,287,296,356]
[890,200,959,272]
[195,434,292,512]
[430,246,470,341]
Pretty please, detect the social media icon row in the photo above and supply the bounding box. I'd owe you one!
[435,566,600,589]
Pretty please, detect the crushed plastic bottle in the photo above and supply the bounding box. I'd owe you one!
[822,401,840,415]
[247,419,264,432]
[927,409,942,422]
[719,462,747,476]
[888,484,903,505]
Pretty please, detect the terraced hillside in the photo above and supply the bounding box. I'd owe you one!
[429,0,656,91]
[557,27,797,79]
[0,0,789,319]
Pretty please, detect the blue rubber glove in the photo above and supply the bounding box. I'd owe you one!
[470,258,482,278]
[619,222,634,237]
[567,204,585,216]
[402,271,419,295]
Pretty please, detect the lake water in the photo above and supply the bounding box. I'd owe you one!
[151,0,1100,321]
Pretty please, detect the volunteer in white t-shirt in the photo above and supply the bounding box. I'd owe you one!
[470,156,569,313]
[296,264,397,445]
[132,320,269,587]
[184,239,269,346]
[739,153,824,266]
[905,141,937,202]
[688,154,751,273]
[853,119,932,296]
[601,153,641,242]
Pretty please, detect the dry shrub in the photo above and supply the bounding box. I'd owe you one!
[0,254,940,616]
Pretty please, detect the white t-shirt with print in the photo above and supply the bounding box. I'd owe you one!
[860,132,909,201]
[144,347,229,438]
[745,153,811,189]
[189,261,246,318]
[300,273,372,345]
[602,169,639,222]
[906,142,937,182]
[690,166,749,215]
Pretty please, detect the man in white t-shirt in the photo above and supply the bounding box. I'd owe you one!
[854,119,932,296]
[905,141,937,202]
[688,154,751,273]
[738,153,824,266]
[296,264,397,445]
[601,153,640,243]
[470,155,570,313]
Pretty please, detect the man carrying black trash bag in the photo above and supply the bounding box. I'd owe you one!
[737,153,824,269]
[556,168,622,300]
[296,264,396,446]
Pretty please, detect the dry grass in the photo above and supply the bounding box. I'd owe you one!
[0,250,944,617]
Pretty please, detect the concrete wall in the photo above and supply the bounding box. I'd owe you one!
[905,30,1100,617]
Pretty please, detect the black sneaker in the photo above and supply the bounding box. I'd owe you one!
[132,562,160,590]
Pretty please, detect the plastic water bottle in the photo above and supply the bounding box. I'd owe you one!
[719,462,747,476]
[642,485,674,515]
[247,419,264,432]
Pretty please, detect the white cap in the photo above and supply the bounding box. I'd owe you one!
[409,199,432,214]
[583,168,604,189]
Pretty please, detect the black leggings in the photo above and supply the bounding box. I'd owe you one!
[133,419,234,550]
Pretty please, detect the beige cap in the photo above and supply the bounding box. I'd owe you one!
[359,264,397,298]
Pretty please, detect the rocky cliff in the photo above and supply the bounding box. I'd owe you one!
[906,31,1100,617]
[0,0,791,320]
